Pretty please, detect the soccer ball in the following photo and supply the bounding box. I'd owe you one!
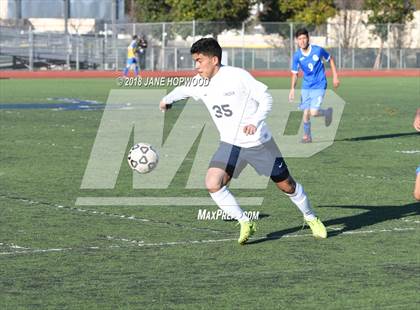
[127,143,159,174]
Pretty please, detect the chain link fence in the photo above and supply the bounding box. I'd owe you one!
[1,21,419,70]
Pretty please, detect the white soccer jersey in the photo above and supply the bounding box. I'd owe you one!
[162,66,273,148]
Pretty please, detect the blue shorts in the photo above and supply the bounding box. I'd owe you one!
[299,88,326,110]
[416,166,420,175]
[126,57,137,65]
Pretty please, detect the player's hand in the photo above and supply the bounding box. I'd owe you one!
[159,100,170,112]
[243,125,257,135]
[288,89,295,102]
[414,116,420,132]
[333,77,340,89]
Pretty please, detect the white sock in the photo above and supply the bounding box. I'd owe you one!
[286,182,316,220]
[209,186,249,222]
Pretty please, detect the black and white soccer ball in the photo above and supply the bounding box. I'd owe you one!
[127,143,159,174]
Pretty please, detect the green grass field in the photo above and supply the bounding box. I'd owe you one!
[0,76,419,309]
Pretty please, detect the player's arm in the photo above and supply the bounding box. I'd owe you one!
[247,89,273,131]
[159,86,193,112]
[243,72,273,135]
[289,72,298,102]
[329,56,340,88]
[289,53,299,102]
[414,108,420,132]
[321,47,339,89]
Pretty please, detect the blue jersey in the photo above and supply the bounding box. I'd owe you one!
[291,45,330,89]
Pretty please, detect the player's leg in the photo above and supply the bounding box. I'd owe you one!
[207,143,256,244]
[302,109,312,143]
[206,167,248,221]
[274,175,327,238]
[273,175,316,221]
[123,58,133,76]
[133,59,139,76]
[309,89,332,126]
[300,89,312,143]
[414,166,420,201]
[206,167,256,244]
[123,63,130,76]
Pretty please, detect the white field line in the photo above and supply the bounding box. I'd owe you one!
[75,196,264,206]
[0,194,225,234]
[395,150,420,154]
[0,227,417,256]
[401,218,420,224]
[346,173,412,183]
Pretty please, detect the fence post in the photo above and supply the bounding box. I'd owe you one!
[76,35,80,70]
[192,20,195,68]
[338,27,341,69]
[232,48,235,66]
[28,26,33,70]
[66,34,71,70]
[290,22,293,68]
[352,47,355,70]
[151,46,155,71]
[192,20,196,41]
[174,47,178,71]
[162,22,166,70]
[104,23,108,70]
[387,23,390,70]
[241,22,245,69]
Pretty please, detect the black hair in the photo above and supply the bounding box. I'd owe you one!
[190,38,222,64]
[132,34,138,40]
[295,28,309,38]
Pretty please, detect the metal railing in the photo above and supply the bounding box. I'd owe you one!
[1,21,419,70]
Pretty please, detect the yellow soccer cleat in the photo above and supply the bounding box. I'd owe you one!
[305,217,328,239]
[238,221,256,245]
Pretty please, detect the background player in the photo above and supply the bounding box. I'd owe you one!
[123,35,139,77]
[159,38,328,245]
[289,28,340,143]
[413,108,420,201]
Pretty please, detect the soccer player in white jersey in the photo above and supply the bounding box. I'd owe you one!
[413,108,420,201]
[159,38,327,244]
[289,28,340,143]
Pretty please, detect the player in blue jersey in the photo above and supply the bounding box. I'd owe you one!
[413,108,420,201]
[123,35,139,77]
[288,28,340,143]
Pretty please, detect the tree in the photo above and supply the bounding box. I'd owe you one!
[334,0,364,48]
[258,0,293,23]
[364,0,414,68]
[134,0,252,39]
[279,0,337,27]
[134,0,172,23]
[166,0,252,37]
[332,0,364,68]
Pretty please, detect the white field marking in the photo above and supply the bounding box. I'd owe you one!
[106,227,417,247]
[395,150,420,154]
[0,227,417,256]
[76,197,263,206]
[0,242,30,250]
[106,235,238,247]
[0,193,225,234]
[346,173,411,183]
[401,218,420,224]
